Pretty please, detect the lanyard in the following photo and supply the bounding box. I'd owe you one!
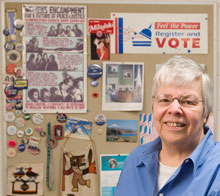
[46,122,55,190]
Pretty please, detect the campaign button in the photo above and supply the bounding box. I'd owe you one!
[15,110,22,116]
[25,128,33,136]
[18,144,26,152]
[14,19,24,30]
[5,111,15,122]
[35,126,43,133]
[15,43,24,52]
[6,64,16,74]
[87,64,103,80]
[15,118,25,128]
[95,114,106,126]
[21,137,29,144]
[3,28,10,36]
[6,103,14,111]
[7,148,16,157]
[8,140,16,148]
[17,130,24,138]
[24,113,31,120]
[4,85,18,97]
[39,131,46,137]
[7,125,17,136]
[4,42,14,51]
[32,113,44,125]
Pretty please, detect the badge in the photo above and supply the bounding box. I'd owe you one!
[28,136,40,155]
[14,67,24,78]
[4,42,14,51]
[6,64,16,74]
[7,148,16,157]
[48,136,58,149]
[13,79,28,90]
[35,126,43,133]
[24,113,31,120]
[17,130,25,138]
[7,125,17,136]
[14,19,24,30]
[25,127,33,136]
[21,137,29,144]
[15,110,22,116]
[57,113,67,123]
[40,131,46,137]
[6,103,14,111]
[18,144,26,152]
[15,118,25,128]
[87,64,102,86]
[8,140,16,148]
[6,50,20,64]
[4,85,18,98]
[95,114,106,126]
[5,111,15,122]
[3,74,15,85]
[3,28,10,36]
[32,113,44,125]
[15,43,24,52]
[15,100,23,110]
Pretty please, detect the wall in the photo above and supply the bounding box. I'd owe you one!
[0,0,219,196]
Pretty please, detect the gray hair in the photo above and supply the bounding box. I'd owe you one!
[152,56,213,117]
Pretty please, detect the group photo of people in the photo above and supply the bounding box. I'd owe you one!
[28,74,83,103]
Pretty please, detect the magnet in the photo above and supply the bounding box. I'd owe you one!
[14,19,24,30]
[32,113,44,125]
[4,42,14,51]
[7,125,17,136]
[17,130,25,138]
[24,113,31,120]
[92,92,99,98]
[6,50,20,64]
[7,148,16,157]
[95,114,106,126]
[3,28,10,36]
[15,118,25,128]
[6,63,16,74]
[5,111,16,122]
[25,127,33,136]
[57,113,67,123]
[18,144,26,152]
[15,43,24,52]
[8,140,16,148]
[4,85,18,98]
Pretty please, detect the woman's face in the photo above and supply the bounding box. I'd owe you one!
[152,79,206,149]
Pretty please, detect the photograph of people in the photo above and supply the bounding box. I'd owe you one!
[40,88,50,102]
[72,24,83,37]
[49,87,62,102]
[114,56,220,195]
[45,55,58,71]
[28,88,41,102]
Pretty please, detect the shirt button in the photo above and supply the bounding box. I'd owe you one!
[185,159,189,163]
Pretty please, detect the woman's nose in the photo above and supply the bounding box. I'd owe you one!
[167,99,183,115]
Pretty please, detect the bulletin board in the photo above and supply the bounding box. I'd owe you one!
[1,1,215,196]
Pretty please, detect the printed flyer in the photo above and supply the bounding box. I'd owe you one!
[22,4,87,113]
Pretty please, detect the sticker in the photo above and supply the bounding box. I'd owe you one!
[92,92,99,98]
[15,118,25,128]
[18,144,26,152]
[57,113,67,123]
[8,140,16,148]
[32,113,44,125]
[17,130,24,138]
[6,50,20,64]
[6,64,16,74]
[95,114,106,126]
[25,127,33,136]
[4,85,18,98]
[7,125,17,136]
[4,42,14,51]
[14,19,24,30]
[5,111,16,122]
[24,113,31,120]
[7,148,16,157]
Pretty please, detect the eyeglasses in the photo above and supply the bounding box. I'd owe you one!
[152,94,203,108]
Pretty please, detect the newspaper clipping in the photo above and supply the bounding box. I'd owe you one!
[22,5,87,113]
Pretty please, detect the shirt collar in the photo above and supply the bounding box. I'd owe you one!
[135,127,215,170]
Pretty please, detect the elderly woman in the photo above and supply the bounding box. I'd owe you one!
[114,56,220,196]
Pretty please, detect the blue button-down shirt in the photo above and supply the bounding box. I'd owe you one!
[114,128,220,196]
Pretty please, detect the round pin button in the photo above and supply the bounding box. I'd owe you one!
[18,144,26,152]
[35,126,43,133]
[6,103,14,111]
[4,42,15,51]
[7,148,16,157]
[7,125,17,136]
[24,113,31,120]
[14,19,24,30]
[40,131,46,137]
[32,113,44,125]
[17,130,25,138]
[15,43,24,52]
[15,118,25,128]
[3,28,10,36]
[5,111,16,122]
[6,63,16,74]
[15,110,22,116]
[6,50,20,64]
[8,140,16,148]
[4,85,18,98]
[95,114,106,126]
[25,128,33,136]
[21,137,29,144]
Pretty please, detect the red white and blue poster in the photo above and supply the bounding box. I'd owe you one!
[111,13,208,54]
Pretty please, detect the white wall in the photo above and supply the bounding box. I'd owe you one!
[0,0,219,195]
